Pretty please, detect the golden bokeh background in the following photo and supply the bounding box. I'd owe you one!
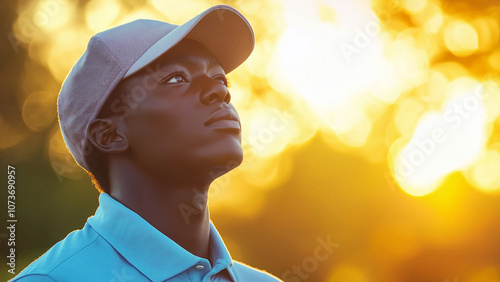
[2,0,500,281]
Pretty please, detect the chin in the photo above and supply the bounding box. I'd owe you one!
[197,154,241,182]
[187,140,242,176]
[213,146,243,171]
[209,134,243,165]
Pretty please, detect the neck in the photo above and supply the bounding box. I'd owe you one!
[108,159,213,259]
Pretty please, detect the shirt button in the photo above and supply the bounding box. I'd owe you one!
[195,265,205,270]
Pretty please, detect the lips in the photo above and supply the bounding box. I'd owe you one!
[204,109,241,128]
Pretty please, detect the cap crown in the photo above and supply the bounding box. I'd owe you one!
[57,5,254,171]
[58,20,177,171]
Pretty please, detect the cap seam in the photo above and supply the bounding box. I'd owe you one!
[81,37,126,169]
[123,25,176,77]
[60,37,125,170]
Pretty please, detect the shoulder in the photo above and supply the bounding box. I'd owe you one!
[232,261,283,282]
[11,223,102,281]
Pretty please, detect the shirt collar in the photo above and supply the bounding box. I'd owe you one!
[88,193,236,282]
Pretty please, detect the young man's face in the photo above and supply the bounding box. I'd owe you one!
[113,39,243,179]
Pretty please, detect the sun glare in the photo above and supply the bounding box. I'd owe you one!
[10,0,497,198]
[391,78,490,196]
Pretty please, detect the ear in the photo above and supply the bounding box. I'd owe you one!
[87,118,128,153]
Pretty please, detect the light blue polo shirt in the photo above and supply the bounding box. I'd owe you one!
[11,193,281,282]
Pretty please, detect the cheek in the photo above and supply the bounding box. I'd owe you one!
[124,101,205,151]
[122,96,242,166]
[125,104,179,146]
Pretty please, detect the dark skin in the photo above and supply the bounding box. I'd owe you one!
[87,39,243,260]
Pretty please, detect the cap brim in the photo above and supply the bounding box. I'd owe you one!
[124,5,254,78]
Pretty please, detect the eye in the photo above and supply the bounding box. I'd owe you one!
[214,75,229,87]
[162,72,188,84]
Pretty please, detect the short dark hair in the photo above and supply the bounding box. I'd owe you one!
[86,146,109,194]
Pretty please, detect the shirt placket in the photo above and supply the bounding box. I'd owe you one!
[188,258,232,282]
[202,259,232,282]
[187,259,211,281]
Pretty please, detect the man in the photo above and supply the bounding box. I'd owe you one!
[12,5,281,282]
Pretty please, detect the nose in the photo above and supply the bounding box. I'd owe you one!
[199,76,231,105]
